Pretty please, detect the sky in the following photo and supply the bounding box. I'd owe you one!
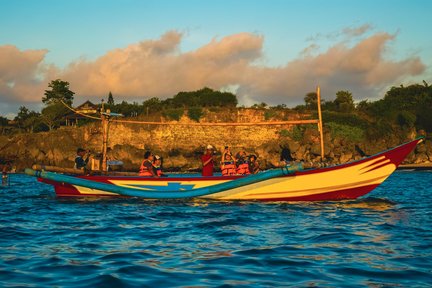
[1,0,431,118]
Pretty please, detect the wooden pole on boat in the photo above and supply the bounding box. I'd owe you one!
[316,86,325,159]
[101,113,109,172]
[101,99,109,172]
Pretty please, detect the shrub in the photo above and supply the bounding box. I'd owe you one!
[264,110,276,120]
[326,122,365,142]
[397,111,416,128]
[163,108,184,121]
[280,126,303,141]
[322,111,369,129]
[188,107,204,122]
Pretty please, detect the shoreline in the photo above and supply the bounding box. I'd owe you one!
[397,163,432,171]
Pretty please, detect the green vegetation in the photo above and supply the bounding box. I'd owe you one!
[187,107,204,122]
[326,122,364,142]
[163,108,184,121]
[42,79,75,106]
[2,79,431,143]
[280,126,303,141]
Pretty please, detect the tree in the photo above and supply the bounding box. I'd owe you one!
[15,106,30,128]
[334,90,355,112]
[107,91,114,105]
[304,92,318,108]
[14,106,42,132]
[251,102,268,109]
[41,103,68,130]
[0,116,9,135]
[170,87,238,108]
[143,97,162,114]
[0,116,8,126]
[42,79,75,106]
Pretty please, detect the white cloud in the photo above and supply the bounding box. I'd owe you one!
[0,27,427,112]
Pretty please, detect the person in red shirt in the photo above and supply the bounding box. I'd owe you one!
[201,145,215,176]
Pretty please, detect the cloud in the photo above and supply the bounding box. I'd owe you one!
[236,32,425,104]
[0,28,428,113]
[0,45,49,103]
[342,24,373,38]
[62,31,263,100]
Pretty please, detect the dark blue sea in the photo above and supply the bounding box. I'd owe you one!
[0,171,431,288]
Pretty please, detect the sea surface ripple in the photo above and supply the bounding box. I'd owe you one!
[0,171,431,287]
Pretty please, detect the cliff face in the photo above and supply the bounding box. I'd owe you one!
[1,109,431,172]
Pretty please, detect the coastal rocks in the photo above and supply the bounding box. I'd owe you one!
[1,115,431,171]
[339,152,353,164]
[414,153,429,164]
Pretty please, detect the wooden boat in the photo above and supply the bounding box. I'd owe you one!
[25,137,423,201]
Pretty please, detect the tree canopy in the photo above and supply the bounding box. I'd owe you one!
[107,91,114,105]
[42,79,75,106]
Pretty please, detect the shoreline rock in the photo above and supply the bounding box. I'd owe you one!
[1,116,430,172]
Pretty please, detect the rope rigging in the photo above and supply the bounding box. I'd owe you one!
[60,100,319,126]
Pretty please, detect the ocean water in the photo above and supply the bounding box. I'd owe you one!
[0,171,431,288]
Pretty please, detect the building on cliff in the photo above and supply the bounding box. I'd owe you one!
[63,101,98,126]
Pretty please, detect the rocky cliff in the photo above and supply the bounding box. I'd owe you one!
[1,109,431,172]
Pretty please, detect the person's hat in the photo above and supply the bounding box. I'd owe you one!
[154,155,161,160]
[77,148,86,153]
[206,144,213,150]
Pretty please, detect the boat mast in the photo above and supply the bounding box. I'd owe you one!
[316,86,325,159]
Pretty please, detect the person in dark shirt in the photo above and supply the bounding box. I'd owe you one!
[280,145,294,166]
[75,148,90,170]
[248,154,260,174]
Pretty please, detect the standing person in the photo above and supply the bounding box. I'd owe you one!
[74,148,91,170]
[201,145,215,176]
[139,151,158,177]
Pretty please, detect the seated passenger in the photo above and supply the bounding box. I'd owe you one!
[139,151,157,177]
[280,145,294,166]
[221,154,237,176]
[236,149,250,175]
[74,148,91,170]
[152,155,166,177]
[222,146,234,162]
[248,154,260,174]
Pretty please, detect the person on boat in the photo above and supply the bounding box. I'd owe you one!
[235,149,250,175]
[152,155,166,177]
[201,144,215,176]
[248,154,260,174]
[280,145,294,166]
[139,151,158,177]
[74,148,91,170]
[221,153,237,176]
[222,146,233,162]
